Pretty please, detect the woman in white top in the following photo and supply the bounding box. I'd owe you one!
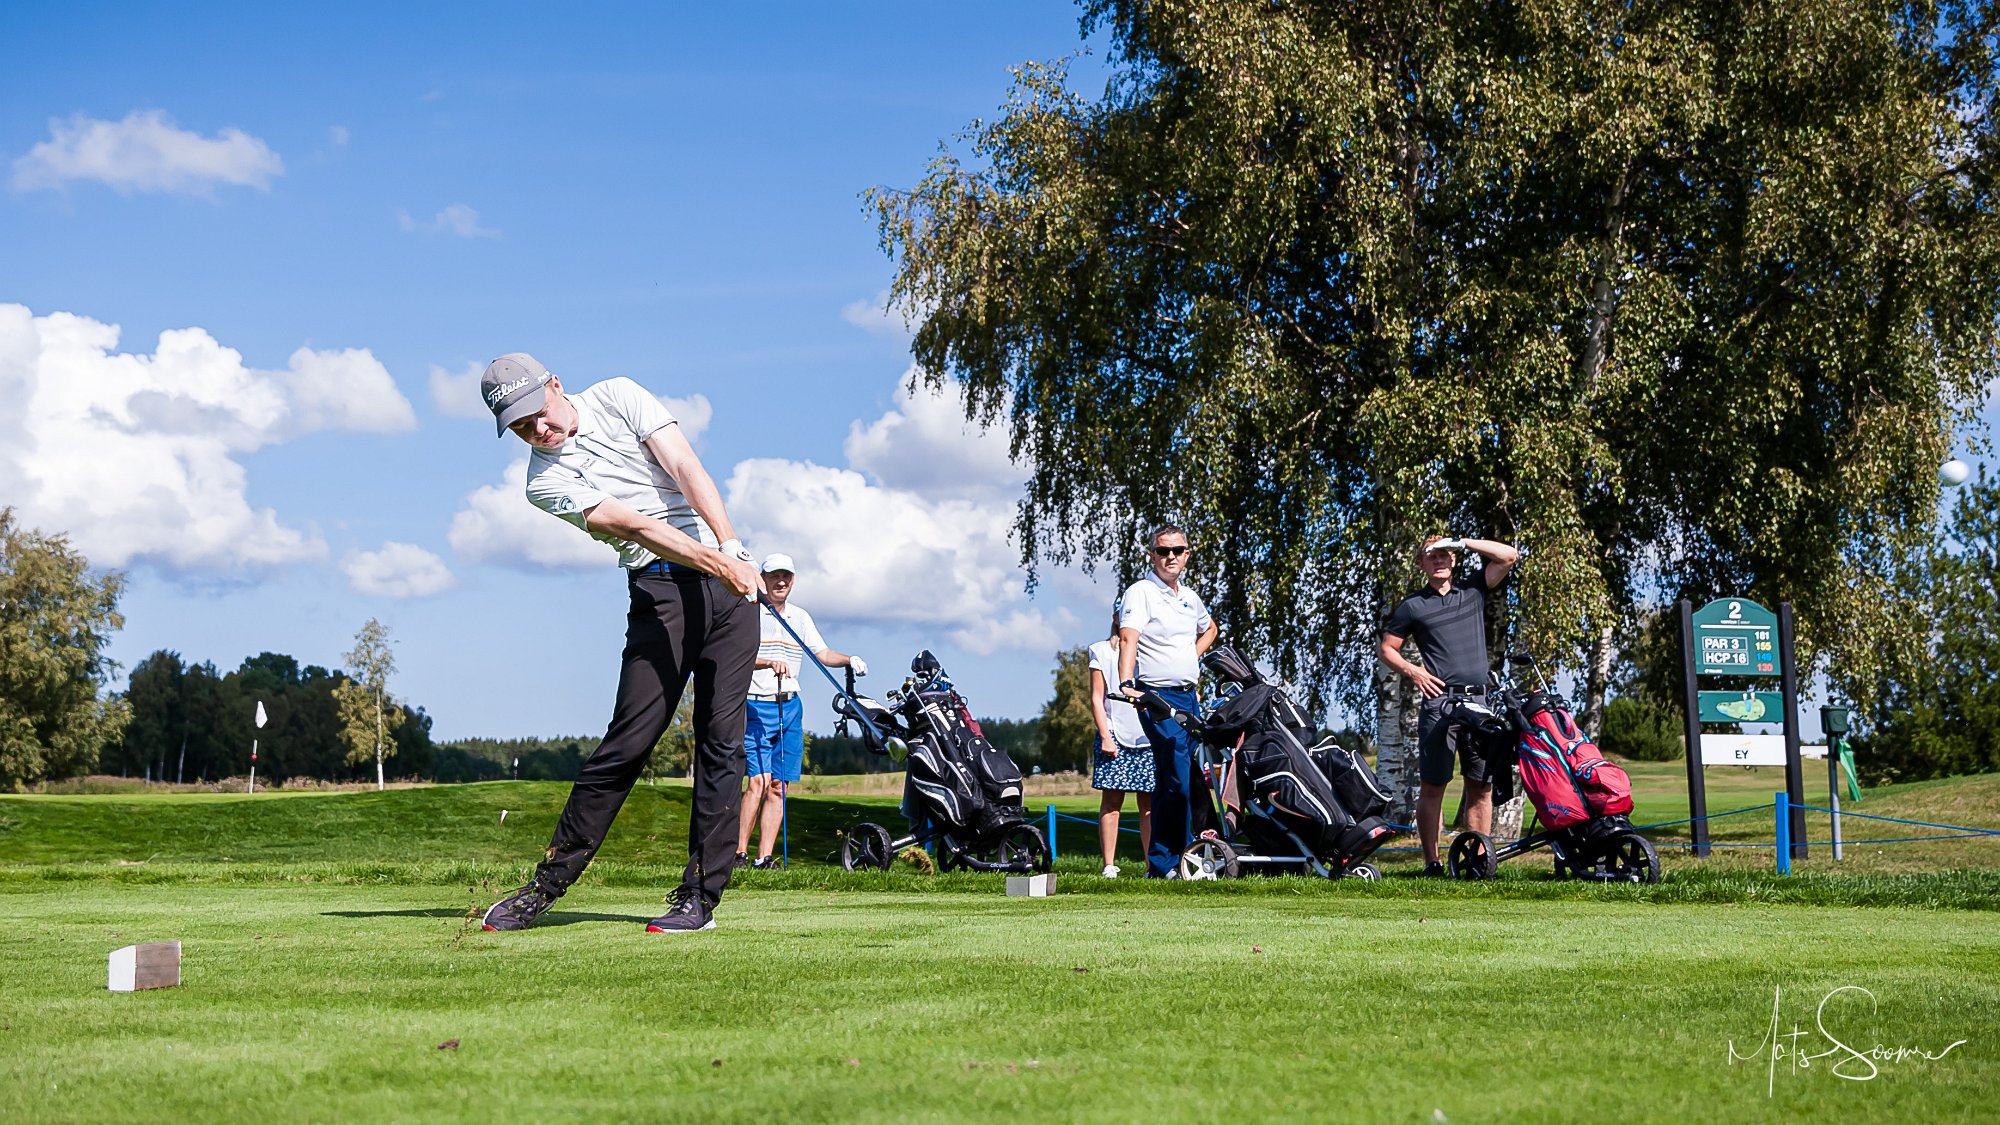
[1087,611,1153,878]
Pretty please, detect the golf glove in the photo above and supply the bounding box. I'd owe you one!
[849,657,868,677]
[1431,537,1467,551]
[719,537,755,564]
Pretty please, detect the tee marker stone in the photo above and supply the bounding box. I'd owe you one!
[1006,874,1056,897]
[108,941,181,992]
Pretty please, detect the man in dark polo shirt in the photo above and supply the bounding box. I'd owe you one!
[1378,533,1521,876]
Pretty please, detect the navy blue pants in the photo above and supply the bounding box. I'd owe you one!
[1139,687,1200,878]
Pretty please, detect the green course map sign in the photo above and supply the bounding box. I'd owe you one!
[1698,690,1787,723]
[1690,598,1779,677]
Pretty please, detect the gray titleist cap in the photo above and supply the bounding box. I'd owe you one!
[481,352,554,437]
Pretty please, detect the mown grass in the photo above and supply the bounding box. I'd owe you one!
[3,774,1997,1120]
[4,882,1997,1123]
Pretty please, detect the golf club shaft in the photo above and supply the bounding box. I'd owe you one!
[757,591,891,747]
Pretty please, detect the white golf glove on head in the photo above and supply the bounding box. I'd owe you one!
[849,657,868,677]
[1430,537,1467,551]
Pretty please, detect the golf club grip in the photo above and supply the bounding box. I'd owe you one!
[757,592,889,746]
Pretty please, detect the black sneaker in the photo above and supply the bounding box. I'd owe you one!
[751,856,779,871]
[1423,861,1448,879]
[481,881,557,931]
[732,852,749,870]
[646,885,716,933]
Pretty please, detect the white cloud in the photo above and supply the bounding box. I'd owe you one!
[398,203,499,238]
[0,303,417,570]
[429,361,488,419]
[446,457,619,569]
[343,542,456,598]
[11,110,282,194]
[841,289,910,336]
[659,393,712,443]
[844,367,1020,501]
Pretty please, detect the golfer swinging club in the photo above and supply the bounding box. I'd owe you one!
[477,352,760,933]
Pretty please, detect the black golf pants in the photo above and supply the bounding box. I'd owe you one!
[533,569,757,906]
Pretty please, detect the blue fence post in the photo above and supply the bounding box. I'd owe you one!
[1774,791,1790,875]
[1046,804,1058,863]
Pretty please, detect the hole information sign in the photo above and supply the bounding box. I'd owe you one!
[1690,598,1779,677]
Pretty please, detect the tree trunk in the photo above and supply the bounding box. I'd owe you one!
[373,693,385,791]
[1374,649,1423,827]
[1583,619,1616,740]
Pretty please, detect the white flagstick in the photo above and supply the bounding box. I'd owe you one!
[248,700,268,794]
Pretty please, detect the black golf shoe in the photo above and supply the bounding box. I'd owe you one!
[646,885,716,933]
[751,856,779,871]
[481,881,558,931]
[1423,861,1447,878]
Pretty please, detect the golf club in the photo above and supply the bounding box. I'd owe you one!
[756,590,906,760]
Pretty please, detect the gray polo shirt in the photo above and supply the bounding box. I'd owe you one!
[524,377,716,569]
[1382,565,1504,689]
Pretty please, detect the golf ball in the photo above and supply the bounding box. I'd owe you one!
[1940,459,1971,487]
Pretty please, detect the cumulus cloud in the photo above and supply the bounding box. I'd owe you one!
[11,110,282,194]
[398,203,498,238]
[844,367,1020,501]
[840,289,908,336]
[446,457,619,569]
[0,304,416,570]
[429,361,488,419]
[343,542,456,598]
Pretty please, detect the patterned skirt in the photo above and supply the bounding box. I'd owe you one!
[1091,740,1157,793]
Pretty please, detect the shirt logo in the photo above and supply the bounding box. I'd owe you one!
[554,496,577,514]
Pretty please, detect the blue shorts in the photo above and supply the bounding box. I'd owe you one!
[743,696,804,782]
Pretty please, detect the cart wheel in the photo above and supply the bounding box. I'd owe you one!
[1345,863,1381,881]
[1448,831,1497,880]
[1551,857,1570,880]
[1605,832,1660,884]
[838,823,894,872]
[997,823,1052,873]
[1177,837,1241,880]
[936,834,961,873]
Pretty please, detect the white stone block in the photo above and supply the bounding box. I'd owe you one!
[108,941,181,992]
[1005,874,1055,897]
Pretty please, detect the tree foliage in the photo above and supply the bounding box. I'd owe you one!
[1598,696,1684,761]
[873,0,2000,719]
[116,649,438,785]
[1035,646,1097,772]
[0,509,128,787]
[333,618,405,791]
[1853,471,2000,782]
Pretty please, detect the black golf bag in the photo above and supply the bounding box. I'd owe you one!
[902,683,1025,839]
[1195,648,1394,861]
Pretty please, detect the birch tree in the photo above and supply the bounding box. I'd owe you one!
[334,618,405,790]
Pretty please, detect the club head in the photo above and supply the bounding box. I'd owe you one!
[885,736,910,764]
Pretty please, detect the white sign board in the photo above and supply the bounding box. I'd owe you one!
[1700,735,1827,767]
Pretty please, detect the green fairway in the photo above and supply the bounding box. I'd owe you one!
[3,882,1995,1123]
[3,775,1997,1121]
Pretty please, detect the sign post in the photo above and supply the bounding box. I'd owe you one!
[1682,598,1799,860]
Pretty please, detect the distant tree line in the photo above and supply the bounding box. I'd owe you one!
[113,650,437,785]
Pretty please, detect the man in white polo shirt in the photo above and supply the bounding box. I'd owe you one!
[475,352,761,935]
[736,553,865,869]
[1118,524,1218,878]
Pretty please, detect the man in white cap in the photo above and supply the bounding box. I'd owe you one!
[736,553,865,869]
[476,352,761,934]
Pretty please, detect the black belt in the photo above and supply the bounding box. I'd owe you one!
[750,692,797,703]
[1439,686,1487,697]
[632,560,706,579]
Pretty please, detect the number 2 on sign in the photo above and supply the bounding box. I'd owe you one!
[1728,601,1742,621]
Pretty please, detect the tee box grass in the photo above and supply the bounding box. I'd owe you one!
[1,770,1996,1121]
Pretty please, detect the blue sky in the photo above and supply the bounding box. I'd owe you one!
[5,4,1991,748]
[2,2,1125,741]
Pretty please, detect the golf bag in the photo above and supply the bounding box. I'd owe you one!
[900,672,1024,839]
[1511,692,1634,833]
[1195,649,1394,859]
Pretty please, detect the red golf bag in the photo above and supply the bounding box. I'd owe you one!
[1512,693,1634,832]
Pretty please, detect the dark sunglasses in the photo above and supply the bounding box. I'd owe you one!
[1151,545,1189,557]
